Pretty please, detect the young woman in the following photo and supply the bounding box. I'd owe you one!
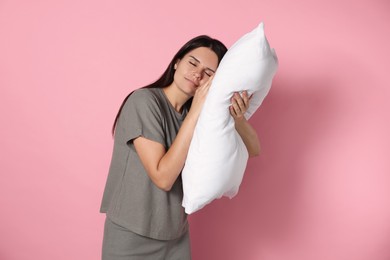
[100,35,260,260]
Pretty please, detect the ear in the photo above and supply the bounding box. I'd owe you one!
[174,59,180,70]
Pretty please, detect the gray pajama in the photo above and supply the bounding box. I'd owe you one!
[102,217,191,260]
[100,88,190,259]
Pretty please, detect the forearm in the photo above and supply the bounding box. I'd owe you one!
[157,112,198,189]
[135,77,212,191]
[234,117,260,157]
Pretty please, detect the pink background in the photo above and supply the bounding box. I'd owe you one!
[1,0,389,259]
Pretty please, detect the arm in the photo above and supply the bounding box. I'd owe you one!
[230,91,261,157]
[133,77,213,191]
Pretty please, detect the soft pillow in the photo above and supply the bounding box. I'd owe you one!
[181,22,278,214]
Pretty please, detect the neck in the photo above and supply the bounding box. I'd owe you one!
[162,84,191,113]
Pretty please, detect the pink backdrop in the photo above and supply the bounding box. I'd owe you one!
[1,0,389,259]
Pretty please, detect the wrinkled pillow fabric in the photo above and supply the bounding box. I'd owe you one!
[182,22,278,214]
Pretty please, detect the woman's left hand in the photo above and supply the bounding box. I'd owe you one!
[229,91,252,121]
[229,90,260,157]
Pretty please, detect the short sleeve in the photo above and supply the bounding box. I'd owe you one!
[117,89,166,147]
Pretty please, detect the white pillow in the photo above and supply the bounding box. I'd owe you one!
[182,22,278,214]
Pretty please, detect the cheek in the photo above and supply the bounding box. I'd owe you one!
[174,69,189,84]
[183,70,199,80]
[177,65,191,76]
[174,67,185,79]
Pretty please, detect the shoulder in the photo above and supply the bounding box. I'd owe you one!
[127,88,162,104]
[123,88,163,114]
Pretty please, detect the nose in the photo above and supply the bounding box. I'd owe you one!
[192,70,202,80]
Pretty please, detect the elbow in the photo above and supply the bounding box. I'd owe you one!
[249,149,260,157]
[159,184,173,192]
[248,144,261,157]
[154,179,173,192]
[147,168,175,191]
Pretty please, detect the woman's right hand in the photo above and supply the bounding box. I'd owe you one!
[188,75,214,119]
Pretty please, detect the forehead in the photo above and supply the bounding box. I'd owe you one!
[184,47,218,70]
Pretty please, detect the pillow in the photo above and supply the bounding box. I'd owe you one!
[181,22,278,214]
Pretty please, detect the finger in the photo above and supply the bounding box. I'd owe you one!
[203,74,214,88]
[231,98,242,116]
[229,105,237,117]
[242,91,249,108]
[233,92,246,112]
[230,102,245,120]
[196,75,214,96]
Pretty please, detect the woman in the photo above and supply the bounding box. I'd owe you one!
[100,35,260,260]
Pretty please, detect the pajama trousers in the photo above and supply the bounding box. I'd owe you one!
[102,217,191,260]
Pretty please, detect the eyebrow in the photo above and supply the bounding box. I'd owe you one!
[189,55,216,73]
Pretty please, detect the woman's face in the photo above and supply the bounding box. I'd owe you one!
[173,47,219,97]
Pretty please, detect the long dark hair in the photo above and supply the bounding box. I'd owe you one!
[112,35,227,135]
